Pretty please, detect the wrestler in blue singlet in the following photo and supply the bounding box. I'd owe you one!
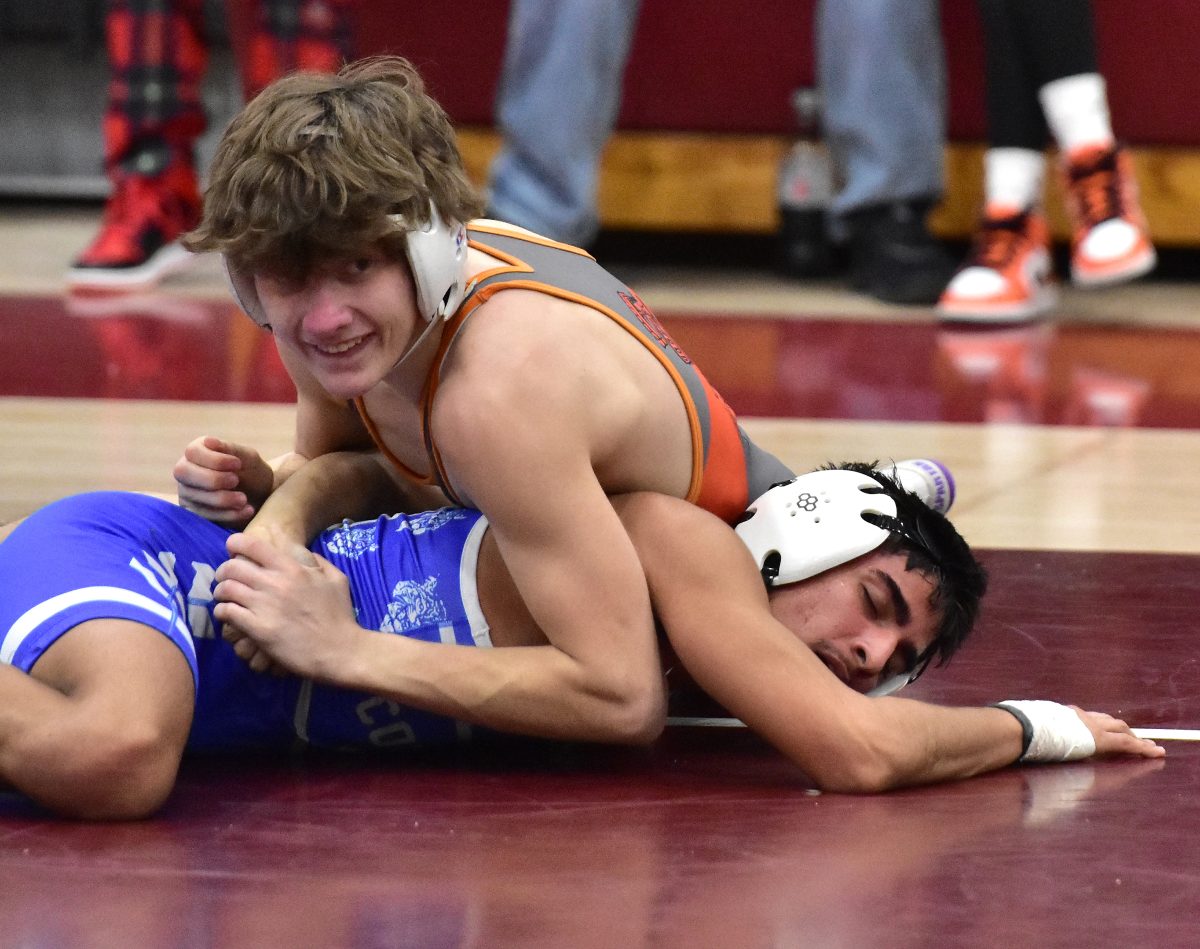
[0,492,491,752]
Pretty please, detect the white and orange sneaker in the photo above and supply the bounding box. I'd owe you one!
[937,205,1056,322]
[1062,143,1156,287]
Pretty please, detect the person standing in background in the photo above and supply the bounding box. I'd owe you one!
[815,0,956,306]
[938,0,1155,322]
[66,0,355,291]
[485,0,642,250]
[486,0,956,306]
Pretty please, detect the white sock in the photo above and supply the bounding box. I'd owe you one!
[1038,73,1115,155]
[984,148,1046,211]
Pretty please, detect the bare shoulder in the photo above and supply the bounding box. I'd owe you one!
[452,289,607,375]
[432,297,595,453]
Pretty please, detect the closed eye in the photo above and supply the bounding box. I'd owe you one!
[860,583,879,619]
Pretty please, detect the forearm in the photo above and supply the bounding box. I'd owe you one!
[857,699,1025,791]
[251,451,413,542]
[708,652,1024,792]
[323,632,664,744]
[657,584,1025,792]
[268,450,308,493]
[215,506,665,744]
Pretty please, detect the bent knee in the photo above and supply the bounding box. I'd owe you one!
[85,726,184,819]
[42,723,185,820]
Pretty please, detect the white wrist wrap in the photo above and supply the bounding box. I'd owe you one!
[997,700,1097,763]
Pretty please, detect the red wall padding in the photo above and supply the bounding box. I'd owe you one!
[230,0,1197,147]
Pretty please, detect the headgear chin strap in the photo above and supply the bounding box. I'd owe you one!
[733,468,928,697]
[223,203,470,329]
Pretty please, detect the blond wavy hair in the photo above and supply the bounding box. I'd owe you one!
[185,56,484,280]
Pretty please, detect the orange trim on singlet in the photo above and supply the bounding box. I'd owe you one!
[358,225,713,508]
[692,376,750,523]
[351,395,437,487]
[425,266,708,507]
[351,233,534,502]
[468,222,597,259]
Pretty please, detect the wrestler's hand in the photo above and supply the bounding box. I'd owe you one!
[173,435,275,528]
[998,701,1165,762]
[213,527,367,681]
[1074,707,1166,759]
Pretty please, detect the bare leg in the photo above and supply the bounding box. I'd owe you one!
[0,619,194,819]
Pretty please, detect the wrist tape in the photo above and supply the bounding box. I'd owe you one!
[993,700,1097,763]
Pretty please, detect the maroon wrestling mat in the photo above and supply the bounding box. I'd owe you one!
[2,548,1198,947]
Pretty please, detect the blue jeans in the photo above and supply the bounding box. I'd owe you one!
[488,0,945,244]
[487,0,642,246]
[817,0,946,236]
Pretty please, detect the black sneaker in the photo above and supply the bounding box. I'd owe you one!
[844,201,956,305]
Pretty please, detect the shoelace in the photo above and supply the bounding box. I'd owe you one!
[967,213,1029,271]
[1068,151,1123,227]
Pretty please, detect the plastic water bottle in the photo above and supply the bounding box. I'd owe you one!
[777,88,834,277]
[879,459,956,514]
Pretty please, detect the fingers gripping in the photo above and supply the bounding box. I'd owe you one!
[225,528,320,569]
[216,531,344,677]
[174,436,253,522]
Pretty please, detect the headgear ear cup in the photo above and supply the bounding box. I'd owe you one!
[400,207,470,322]
[224,260,268,327]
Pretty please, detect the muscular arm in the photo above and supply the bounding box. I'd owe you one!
[426,369,668,742]
[249,449,446,542]
[328,375,667,741]
[621,493,1157,791]
[217,361,667,744]
[217,507,665,743]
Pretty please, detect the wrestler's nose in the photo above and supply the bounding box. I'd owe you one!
[301,283,354,336]
[852,627,900,678]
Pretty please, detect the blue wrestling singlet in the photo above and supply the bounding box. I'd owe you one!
[0,492,491,752]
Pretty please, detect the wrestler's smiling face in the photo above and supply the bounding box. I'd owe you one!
[254,250,424,400]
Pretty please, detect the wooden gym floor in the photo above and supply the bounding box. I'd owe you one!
[0,203,1198,946]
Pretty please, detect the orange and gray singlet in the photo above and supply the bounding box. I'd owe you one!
[354,222,794,525]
